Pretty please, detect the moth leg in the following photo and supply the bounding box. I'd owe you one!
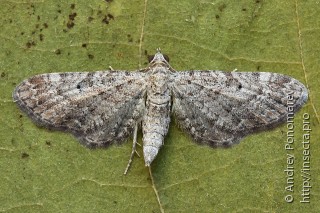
[124,123,139,175]
[133,141,141,158]
[136,142,142,147]
[134,149,141,158]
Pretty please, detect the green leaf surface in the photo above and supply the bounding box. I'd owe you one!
[1,0,319,212]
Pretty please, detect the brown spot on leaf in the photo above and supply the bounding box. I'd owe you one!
[147,55,154,62]
[102,13,114,24]
[66,12,77,29]
[102,17,109,24]
[127,34,133,42]
[218,3,226,12]
[21,152,29,159]
[67,21,75,29]
[55,49,61,55]
[107,14,114,19]
[26,41,36,48]
[69,12,77,21]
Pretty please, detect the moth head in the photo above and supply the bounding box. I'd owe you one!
[148,48,170,65]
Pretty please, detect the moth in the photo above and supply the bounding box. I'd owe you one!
[13,49,308,174]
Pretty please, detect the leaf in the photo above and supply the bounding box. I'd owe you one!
[1,0,319,212]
